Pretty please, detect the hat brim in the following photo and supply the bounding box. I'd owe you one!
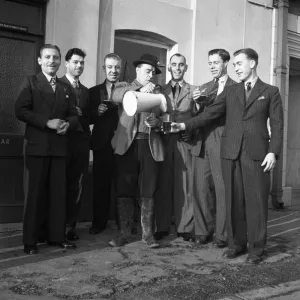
[133,60,162,75]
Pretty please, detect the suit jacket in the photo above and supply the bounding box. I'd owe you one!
[60,75,91,139]
[89,81,119,151]
[111,80,164,162]
[191,76,237,156]
[162,81,196,145]
[184,78,283,161]
[15,72,78,156]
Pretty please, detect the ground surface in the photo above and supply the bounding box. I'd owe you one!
[1,207,300,300]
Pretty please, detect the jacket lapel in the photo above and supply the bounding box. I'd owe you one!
[234,82,246,108]
[35,72,55,110]
[53,79,70,116]
[176,81,190,106]
[245,78,267,110]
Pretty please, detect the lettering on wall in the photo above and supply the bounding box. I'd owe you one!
[0,139,10,145]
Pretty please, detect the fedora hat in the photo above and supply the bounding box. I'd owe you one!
[133,54,164,75]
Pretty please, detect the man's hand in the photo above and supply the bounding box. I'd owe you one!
[57,121,70,135]
[145,115,160,128]
[76,106,82,116]
[46,119,62,130]
[140,82,156,93]
[171,122,186,132]
[261,153,276,172]
[98,104,108,116]
[192,88,201,101]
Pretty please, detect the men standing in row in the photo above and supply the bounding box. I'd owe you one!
[60,48,91,241]
[172,48,283,264]
[155,53,195,241]
[110,54,164,248]
[191,49,236,246]
[15,44,78,255]
[89,53,121,234]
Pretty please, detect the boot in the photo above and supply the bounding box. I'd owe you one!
[140,198,159,248]
[109,198,134,247]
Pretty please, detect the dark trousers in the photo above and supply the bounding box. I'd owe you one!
[92,144,114,229]
[23,156,66,245]
[193,128,227,241]
[114,139,159,198]
[66,135,90,229]
[155,134,194,233]
[221,141,270,256]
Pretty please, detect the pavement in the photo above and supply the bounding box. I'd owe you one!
[0,206,300,300]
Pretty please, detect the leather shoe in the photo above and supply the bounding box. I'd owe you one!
[66,231,79,241]
[246,254,262,264]
[222,248,246,259]
[212,239,227,248]
[48,240,76,249]
[178,232,195,242]
[154,231,169,240]
[24,244,38,255]
[89,226,104,235]
[195,235,208,245]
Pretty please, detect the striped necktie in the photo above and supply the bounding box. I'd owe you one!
[49,77,56,92]
[72,80,79,89]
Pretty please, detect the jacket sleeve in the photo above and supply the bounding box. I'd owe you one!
[15,76,49,129]
[184,87,227,132]
[268,87,284,157]
[111,82,141,104]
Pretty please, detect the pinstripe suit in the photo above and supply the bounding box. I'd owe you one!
[184,78,283,255]
[192,77,236,241]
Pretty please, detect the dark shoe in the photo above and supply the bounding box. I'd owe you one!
[195,235,208,245]
[108,236,128,247]
[178,232,195,242]
[222,248,246,259]
[154,231,169,241]
[66,231,79,241]
[48,240,76,249]
[89,226,104,235]
[212,239,227,248]
[24,244,38,255]
[246,254,262,264]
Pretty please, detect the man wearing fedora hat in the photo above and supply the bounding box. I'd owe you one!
[109,54,165,248]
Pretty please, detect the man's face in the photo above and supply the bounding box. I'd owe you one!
[38,48,61,76]
[136,64,155,86]
[233,53,255,82]
[208,54,228,79]
[168,55,187,81]
[103,58,121,83]
[65,54,84,78]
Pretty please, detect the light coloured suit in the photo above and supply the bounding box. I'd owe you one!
[155,80,196,234]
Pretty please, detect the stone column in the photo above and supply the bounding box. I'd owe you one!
[270,0,289,208]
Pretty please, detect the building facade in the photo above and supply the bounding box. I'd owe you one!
[0,0,298,222]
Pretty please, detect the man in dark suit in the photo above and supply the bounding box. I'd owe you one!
[172,48,283,264]
[15,44,78,255]
[89,53,121,234]
[191,49,236,247]
[109,54,164,248]
[60,48,91,241]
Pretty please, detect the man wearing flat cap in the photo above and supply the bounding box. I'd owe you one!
[109,54,165,248]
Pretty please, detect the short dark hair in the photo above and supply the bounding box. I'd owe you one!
[65,48,86,61]
[39,44,61,58]
[169,53,187,64]
[208,49,230,63]
[233,48,259,66]
[103,53,122,64]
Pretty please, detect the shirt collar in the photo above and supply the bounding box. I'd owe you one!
[171,80,185,88]
[43,71,56,82]
[106,80,118,89]
[66,73,79,85]
[217,74,228,83]
[244,76,258,89]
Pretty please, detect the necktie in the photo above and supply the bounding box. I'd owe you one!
[49,77,56,92]
[213,78,219,94]
[173,83,180,107]
[110,83,115,99]
[72,80,79,89]
[245,82,252,102]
